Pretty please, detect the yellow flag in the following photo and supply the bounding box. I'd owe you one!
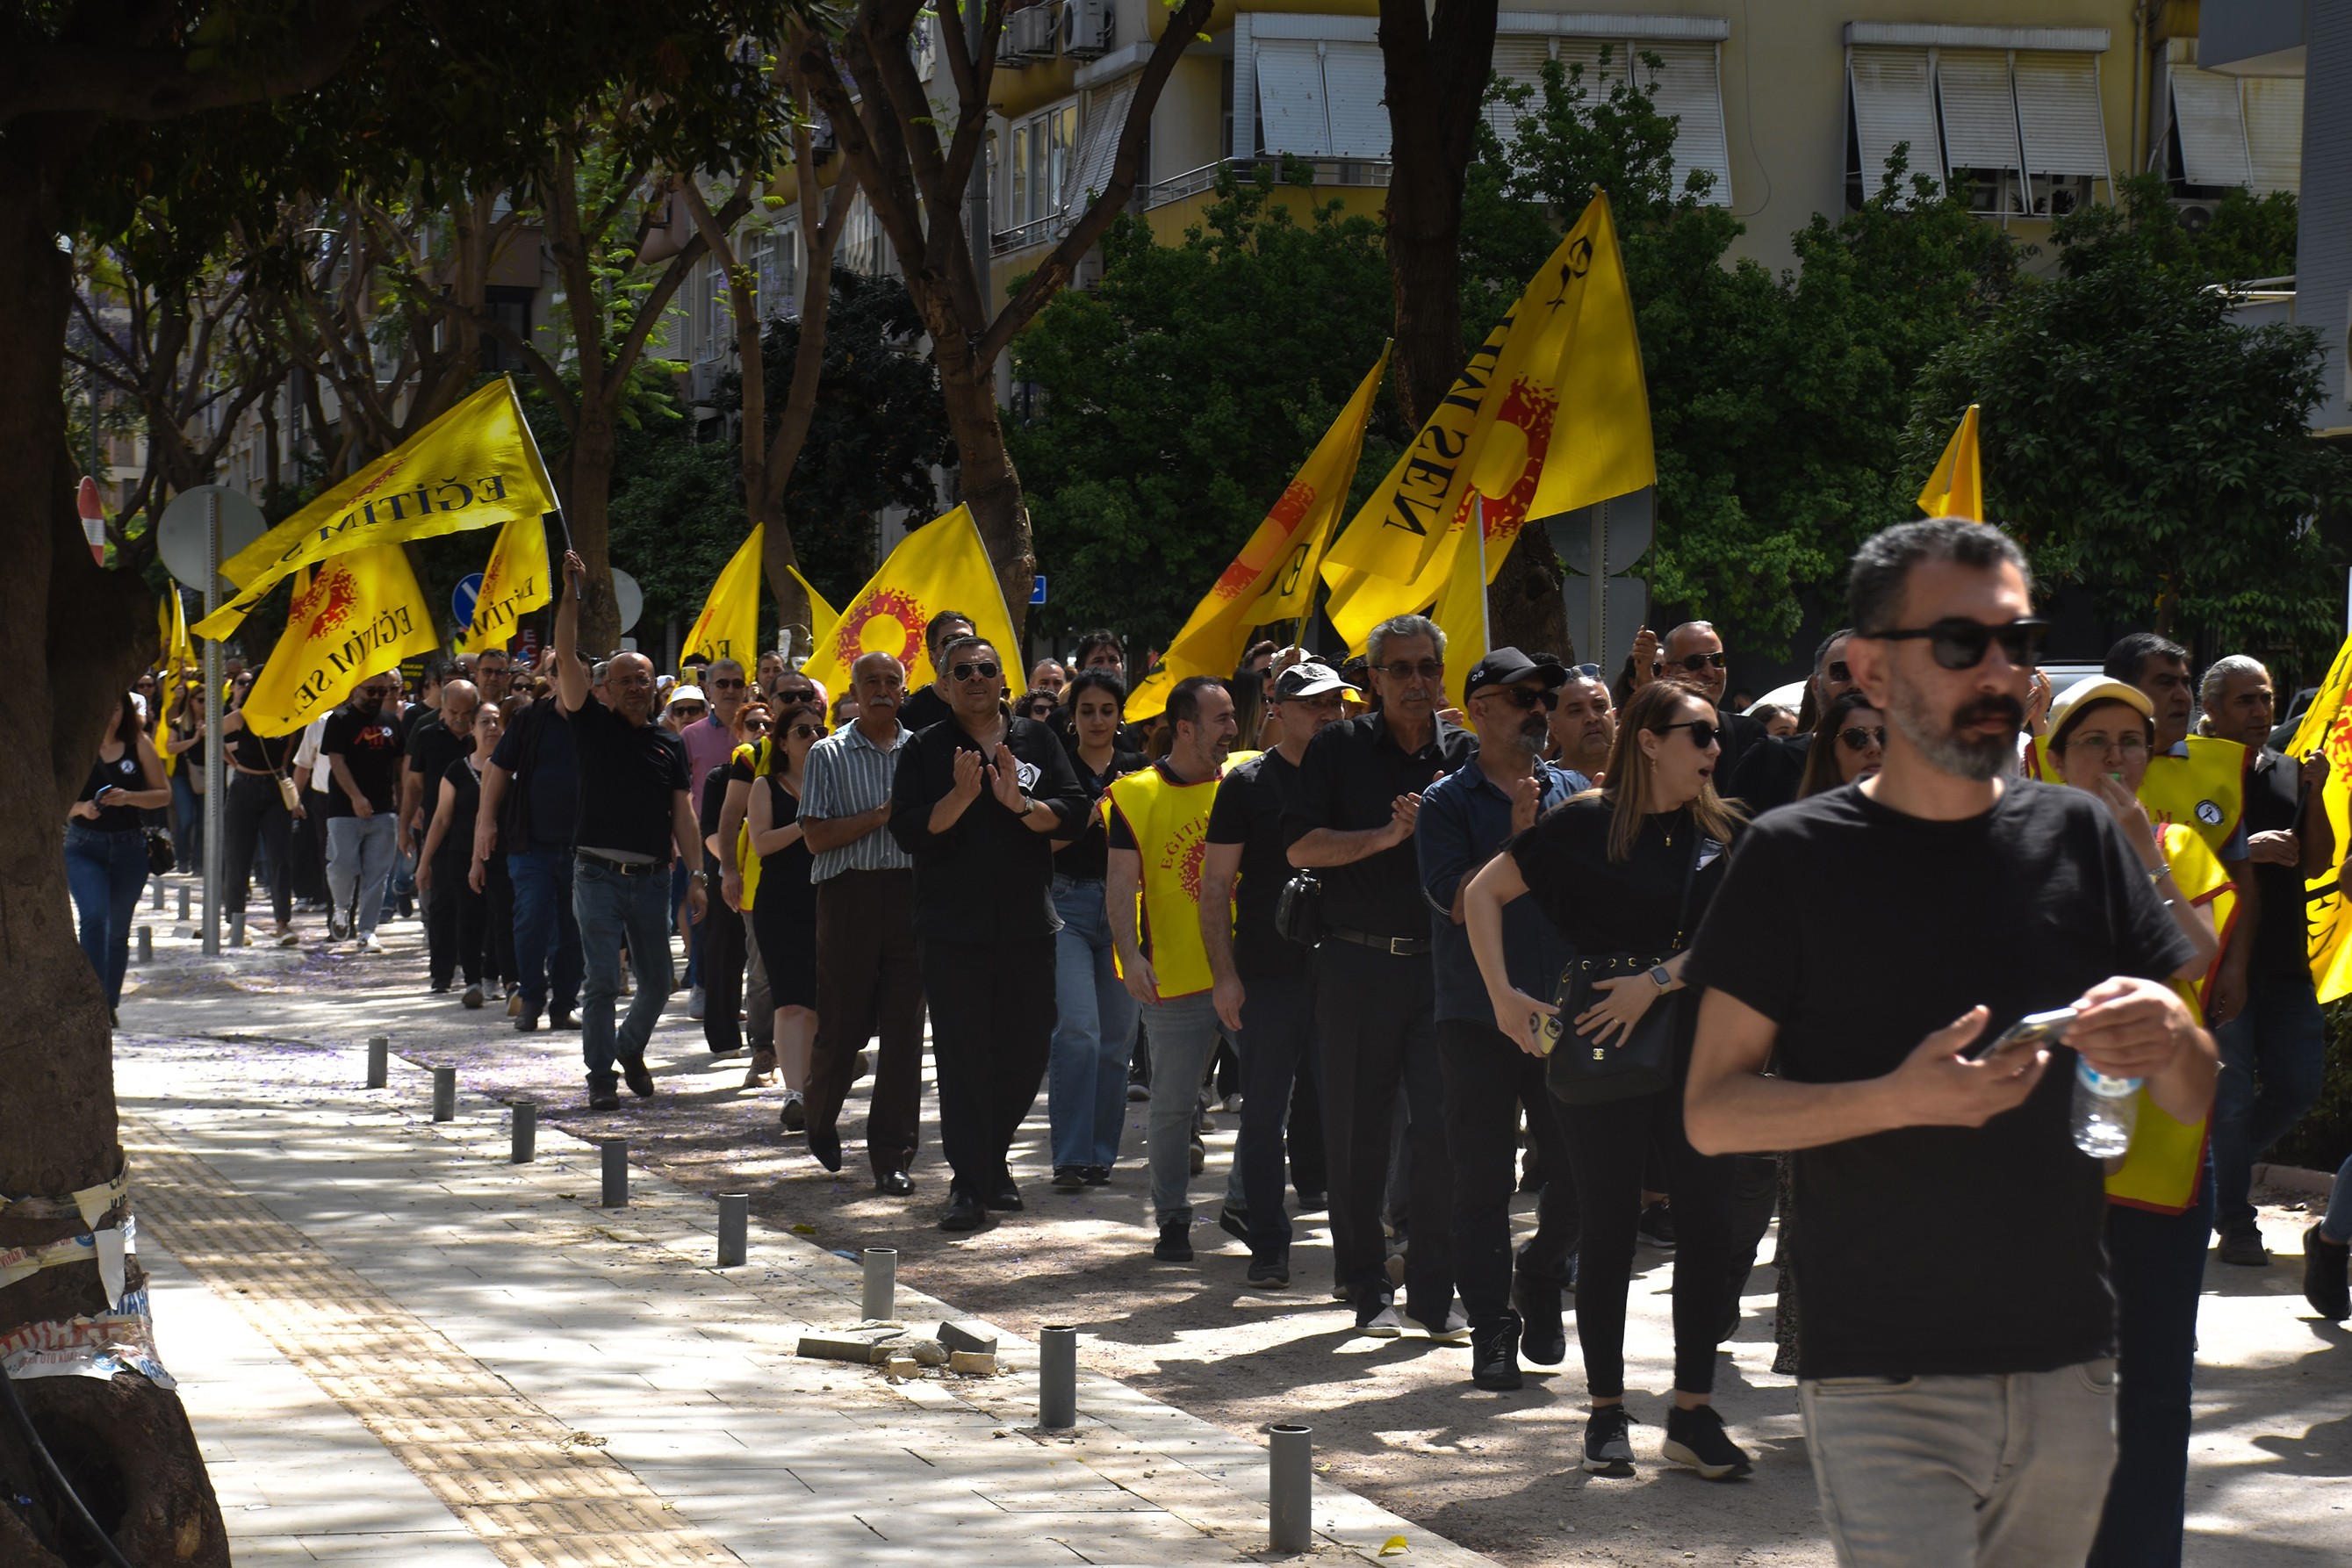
[798,505,1025,701]
[239,545,442,737]
[155,588,192,776]
[1323,191,1653,586]
[685,524,765,667]
[1432,507,1492,710]
[786,563,839,655]
[1917,404,1984,519]
[458,512,550,654]
[194,378,557,641]
[2289,637,2352,1003]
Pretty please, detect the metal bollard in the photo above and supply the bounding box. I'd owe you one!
[601,1140,628,1208]
[861,1247,897,1321]
[151,881,165,911]
[366,1036,389,1089]
[1268,1423,1313,1554]
[136,926,153,965]
[716,1195,749,1267]
[227,910,245,949]
[430,1066,456,1122]
[176,886,191,921]
[510,1100,536,1163]
[1038,1325,1077,1429]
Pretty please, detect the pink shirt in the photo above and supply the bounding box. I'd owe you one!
[681,715,740,816]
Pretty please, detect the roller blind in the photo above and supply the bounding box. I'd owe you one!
[2169,64,2253,187]
[1322,40,1392,158]
[1485,36,1553,145]
[2240,75,2303,194]
[1644,41,1732,205]
[1850,45,1944,196]
[1068,79,1136,212]
[1935,49,2020,173]
[2012,50,2109,179]
[1255,39,1332,156]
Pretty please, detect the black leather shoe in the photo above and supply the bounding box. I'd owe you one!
[1154,1219,1193,1262]
[619,1055,655,1098]
[939,1190,987,1232]
[586,1075,620,1111]
[1513,1269,1567,1366]
[986,1179,1023,1212]
[1218,1205,1251,1244]
[1471,1318,1523,1392]
[807,1124,843,1173]
[1294,1190,1328,1212]
[877,1169,914,1198]
[550,1008,577,1030]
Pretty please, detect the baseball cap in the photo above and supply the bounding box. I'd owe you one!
[1464,647,1570,695]
[1275,660,1357,701]
[2045,677,2152,747]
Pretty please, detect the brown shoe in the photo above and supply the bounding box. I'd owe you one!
[742,1047,777,1088]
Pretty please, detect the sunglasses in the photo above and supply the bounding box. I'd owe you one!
[1570,663,1603,680]
[1652,651,1728,675]
[951,661,1002,681]
[673,704,708,718]
[742,719,771,735]
[1480,687,1559,711]
[1838,725,1886,752]
[1657,719,1722,751]
[1826,659,1852,685]
[710,678,746,690]
[788,723,824,740]
[1378,660,1444,682]
[1869,617,2048,671]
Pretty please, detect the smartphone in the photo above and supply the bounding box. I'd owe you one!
[1532,1011,1564,1057]
[1963,1007,2076,1065]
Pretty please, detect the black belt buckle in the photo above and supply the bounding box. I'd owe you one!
[579,851,662,876]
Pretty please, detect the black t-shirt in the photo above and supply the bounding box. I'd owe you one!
[1684,780,2196,1380]
[1715,709,1766,788]
[79,750,147,832]
[227,719,290,776]
[1728,731,1809,817]
[897,685,954,734]
[320,707,403,818]
[564,698,688,860]
[488,698,578,852]
[433,757,482,868]
[1054,748,1145,881]
[699,761,733,876]
[408,718,472,837]
[888,709,1087,942]
[1507,796,1728,957]
[1206,749,1313,982]
[2242,749,2309,980]
[1283,712,1475,939]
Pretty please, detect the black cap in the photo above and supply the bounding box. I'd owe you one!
[1464,646,1569,695]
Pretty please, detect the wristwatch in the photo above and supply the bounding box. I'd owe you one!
[1648,964,1673,989]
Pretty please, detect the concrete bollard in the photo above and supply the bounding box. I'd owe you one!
[151,881,165,911]
[1038,1325,1078,1430]
[601,1140,628,1208]
[227,910,245,949]
[1268,1423,1313,1554]
[861,1247,897,1322]
[510,1101,536,1163]
[136,926,153,965]
[716,1195,749,1267]
[176,886,191,921]
[430,1066,456,1122]
[366,1036,389,1089]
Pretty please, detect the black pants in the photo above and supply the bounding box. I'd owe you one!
[1315,940,1454,1322]
[700,895,752,1054]
[481,852,515,988]
[1554,1085,1737,1397]
[812,871,927,1177]
[291,797,328,903]
[921,934,1054,1200]
[424,866,484,989]
[1238,967,1322,1255]
[220,773,292,925]
[1439,1020,1579,1327]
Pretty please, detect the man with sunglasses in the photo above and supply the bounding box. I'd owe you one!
[891,635,1086,1231]
[1285,613,1474,1341]
[1645,622,1766,786]
[1728,629,1860,816]
[1417,649,1584,1388]
[1685,517,2216,1568]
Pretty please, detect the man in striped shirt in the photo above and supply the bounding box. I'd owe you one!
[798,651,925,1194]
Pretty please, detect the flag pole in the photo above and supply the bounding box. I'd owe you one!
[506,375,576,595]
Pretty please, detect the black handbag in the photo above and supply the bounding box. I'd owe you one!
[1274,870,1323,945]
[143,827,176,877]
[1543,831,1702,1106]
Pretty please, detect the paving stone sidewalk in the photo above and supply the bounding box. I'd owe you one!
[119,1033,1498,1567]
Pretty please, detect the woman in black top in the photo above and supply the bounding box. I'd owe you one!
[1046,669,1147,1189]
[420,704,507,1007]
[219,683,304,944]
[747,701,825,1112]
[1797,689,1887,800]
[1464,680,1753,1480]
[67,693,171,1016]
[163,680,207,870]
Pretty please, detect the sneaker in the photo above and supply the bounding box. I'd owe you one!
[325,916,347,942]
[743,1048,777,1088]
[550,1008,577,1030]
[2304,1223,2351,1320]
[1154,1219,1194,1262]
[687,985,706,1020]
[587,1082,621,1111]
[1052,1167,1087,1192]
[1405,1307,1471,1344]
[1188,1136,1205,1176]
[620,1056,656,1098]
[1247,1252,1291,1288]
[2218,1216,2271,1267]
[1218,1205,1250,1245]
[1082,1166,1111,1186]
[1583,1406,1635,1471]
[779,1090,806,1132]
[353,931,380,953]
[273,924,299,947]
[1637,1200,1676,1249]
[1663,1404,1753,1480]
[462,983,486,1010]
[506,989,523,1017]
[1126,1082,1149,1103]
[1356,1305,1404,1339]
[514,1012,540,1034]
[1471,1320,1522,1391]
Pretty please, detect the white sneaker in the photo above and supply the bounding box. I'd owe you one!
[353,931,380,953]
[1404,1308,1471,1344]
[688,985,707,1020]
[274,924,300,947]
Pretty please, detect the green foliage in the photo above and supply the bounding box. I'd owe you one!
[2272,1003,2352,1176]
[1008,166,1405,651]
[604,425,745,637]
[2063,172,2300,286]
[1907,183,2348,664]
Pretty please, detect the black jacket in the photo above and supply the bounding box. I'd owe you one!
[889,708,1087,941]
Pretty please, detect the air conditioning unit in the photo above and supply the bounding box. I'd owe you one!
[688,361,723,406]
[2174,200,2217,234]
[1003,3,1057,63]
[1063,0,1111,60]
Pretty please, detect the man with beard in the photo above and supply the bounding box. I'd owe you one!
[1728,629,1860,816]
[1417,649,1583,1390]
[1547,665,1615,782]
[1685,517,2216,1567]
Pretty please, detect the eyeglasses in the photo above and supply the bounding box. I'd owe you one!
[1377,660,1444,682]
[710,678,746,690]
[1867,617,2048,671]
[1825,660,1852,685]
[1653,651,1728,675]
[1657,719,1722,751]
[951,661,1002,681]
[788,723,824,740]
[2064,730,2149,757]
[1837,725,1886,752]
[1479,687,1559,711]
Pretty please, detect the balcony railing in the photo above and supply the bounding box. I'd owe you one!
[991,212,1071,257]
[1140,156,1393,211]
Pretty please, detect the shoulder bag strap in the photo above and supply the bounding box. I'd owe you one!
[1669,826,1704,953]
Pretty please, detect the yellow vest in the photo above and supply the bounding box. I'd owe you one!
[731,737,774,910]
[2140,735,2247,864]
[2104,821,2224,1214]
[1104,753,1255,999]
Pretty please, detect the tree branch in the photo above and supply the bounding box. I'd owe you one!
[0,0,399,124]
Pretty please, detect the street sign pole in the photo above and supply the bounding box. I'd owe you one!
[1588,509,1607,673]
[201,492,225,956]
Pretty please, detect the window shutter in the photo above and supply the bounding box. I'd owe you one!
[1255,39,1333,156]
[1849,45,1944,198]
[2012,50,2110,180]
[1935,49,2020,174]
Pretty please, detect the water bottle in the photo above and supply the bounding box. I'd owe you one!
[2070,1057,2141,1158]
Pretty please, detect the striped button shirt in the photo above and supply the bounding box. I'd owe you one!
[802,720,915,881]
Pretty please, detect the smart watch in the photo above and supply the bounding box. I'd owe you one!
[1649,965,1673,989]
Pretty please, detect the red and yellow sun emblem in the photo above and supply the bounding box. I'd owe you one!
[832,586,927,669]
[290,565,360,643]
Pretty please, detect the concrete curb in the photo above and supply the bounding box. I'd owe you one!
[2253,1162,2339,1197]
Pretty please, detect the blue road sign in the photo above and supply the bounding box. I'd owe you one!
[1031,574,1047,606]
[452,572,483,629]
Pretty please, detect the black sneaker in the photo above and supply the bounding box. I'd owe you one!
[1471,1319,1522,1392]
[1637,1200,1677,1249]
[1663,1404,1752,1480]
[619,1056,655,1098]
[1052,1167,1087,1192]
[514,1011,540,1034]
[779,1091,807,1133]
[1513,1270,1567,1367]
[1583,1406,1635,1472]
[2218,1217,2270,1267]
[1218,1205,1250,1245]
[1247,1251,1290,1288]
[587,1077,621,1111]
[1154,1219,1193,1262]
[2305,1222,2351,1320]
[1082,1165,1112,1186]
[550,1008,578,1030]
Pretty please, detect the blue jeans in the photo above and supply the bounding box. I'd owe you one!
[65,824,147,1011]
[325,813,398,935]
[1047,877,1137,1170]
[2212,972,2327,1230]
[169,770,203,869]
[508,846,582,1018]
[1238,967,1319,1254]
[572,860,674,1082]
[2089,1168,2215,1568]
[1144,989,1244,1224]
[673,859,701,989]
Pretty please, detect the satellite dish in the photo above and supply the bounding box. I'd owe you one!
[611,568,644,635]
[156,486,269,598]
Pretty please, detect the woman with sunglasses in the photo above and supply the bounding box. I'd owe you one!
[418,703,510,1006]
[1463,680,1753,1479]
[746,701,827,1115]
[1046,668,1147,1189]
[1797,690,1887,799]
[703,702,775,1077]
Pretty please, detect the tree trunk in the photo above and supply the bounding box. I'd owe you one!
[0,122,230,1568]
[937,352,1033,629]
[559,397,624,656]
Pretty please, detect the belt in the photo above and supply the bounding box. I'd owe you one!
[1324,924,1429,958]
[575,849,668,876]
